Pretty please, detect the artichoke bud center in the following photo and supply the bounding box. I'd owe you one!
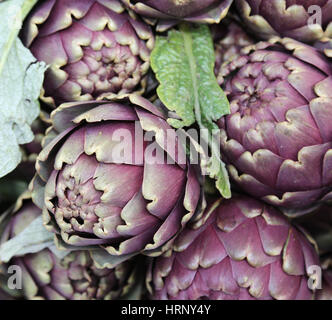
[70,262,107,298]
[70,45,140,97]
[55,170,101,230]
[239,88,262,111]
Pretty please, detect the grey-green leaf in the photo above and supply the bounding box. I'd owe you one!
[0,0,47,178]
[90,249,137,269]
[0,216,54,262]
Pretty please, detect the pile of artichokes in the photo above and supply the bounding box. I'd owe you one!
[0,0,332,301]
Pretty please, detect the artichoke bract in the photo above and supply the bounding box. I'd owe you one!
[0,199,136,300]
[217,37,332,213]
[236,0,332,43]
[120,0,233,31]
[32,95,203,261]
[21,0,155,107]
[213,21,254,77]
[147,196,320,300]
[315,37,332,57]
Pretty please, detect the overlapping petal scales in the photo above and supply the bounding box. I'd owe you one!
[33,95,203,262]
[21,0,155,107]
[10,249,137,300]
[120,0,233,31]
[213,21,254,77]
[236,0,332,43]
[0,196,136,300]
[147,195,320,300]
[217,37,332,213]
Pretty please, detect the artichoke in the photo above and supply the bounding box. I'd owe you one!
[21,0,155,107]
[0,197,137,300]
[120,0,234,31]
[235,0,332,43]
[213,21,254,76]
[217,37,332,213]
[32,95,203,261]
[147,195,320,300]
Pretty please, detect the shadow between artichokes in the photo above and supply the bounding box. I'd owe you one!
[316,257,332,300]
[295,204,332,256]
[31,94,204,267]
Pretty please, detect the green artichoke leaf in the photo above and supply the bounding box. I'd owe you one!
[0,0,47,178]
[151,23,230,129]
[206,149,231,199]
[151,24,231,198]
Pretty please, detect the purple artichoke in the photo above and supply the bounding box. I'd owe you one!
[217,37,332,213]
[0,197,137,300]
[13,250,136,300]
[120,0,233,31]
[236,0,332,43]
[32,95,203,260]
[22,0,155,107]
[213,21,254,76]
[147,195,320,300]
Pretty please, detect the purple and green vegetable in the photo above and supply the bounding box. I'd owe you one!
[0,0,331,300]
